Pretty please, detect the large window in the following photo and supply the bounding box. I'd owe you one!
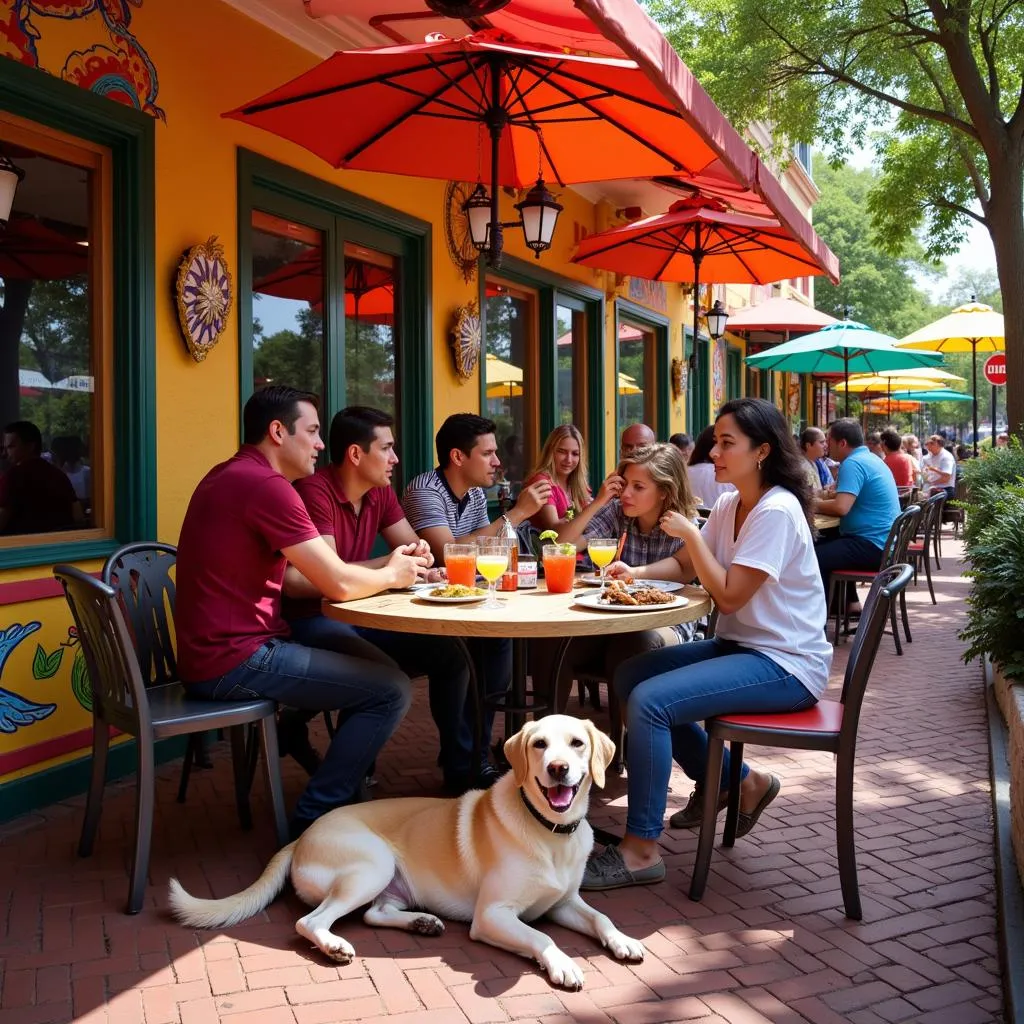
[484,278,536,491]
[240,153,430,483]
[555,299,587,427]
[0,122,108,545]
[616,303,669,444]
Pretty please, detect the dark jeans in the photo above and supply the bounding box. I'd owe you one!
[815,534,884,604]
[187,637,411,826]
[287,616,511,773]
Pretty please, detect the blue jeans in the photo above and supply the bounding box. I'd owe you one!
[288,615,492,774]
[614,639,817,839]
[187,636,411,825]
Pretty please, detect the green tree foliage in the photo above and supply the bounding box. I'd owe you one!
[811,161,944,338]
[646,0,1024,436]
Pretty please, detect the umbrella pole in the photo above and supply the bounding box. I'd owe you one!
[887,379,891,421]
[844,352,850,416]
[692,245,703,427]
[972,340,978,456]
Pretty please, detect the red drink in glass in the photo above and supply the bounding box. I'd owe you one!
[543,546,576,594]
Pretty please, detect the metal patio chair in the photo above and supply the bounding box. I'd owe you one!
[908,492,945,604]
[689,563,914,920]
[54,561,288,914]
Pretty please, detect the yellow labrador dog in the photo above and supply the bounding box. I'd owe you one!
[169,715,643,989]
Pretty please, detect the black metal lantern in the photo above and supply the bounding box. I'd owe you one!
[515,177,562,258]
[705,299,729,340]
[462,182,492,251]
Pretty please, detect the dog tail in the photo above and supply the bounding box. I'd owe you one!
[168,841,296,928]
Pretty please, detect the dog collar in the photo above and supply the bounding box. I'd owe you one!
[519,787,583,835]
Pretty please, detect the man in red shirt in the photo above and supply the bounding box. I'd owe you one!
[176,386,429,837]
[881,428,915,489]
[284,406,490,794]
[0,421,82,535]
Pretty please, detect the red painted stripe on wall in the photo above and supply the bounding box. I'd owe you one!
[0,573,101,606]
[0,725,119,778]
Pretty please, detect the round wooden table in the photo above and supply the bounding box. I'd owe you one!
[323,581,713,737]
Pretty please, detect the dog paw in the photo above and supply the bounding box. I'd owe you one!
[605,931,645,963]
[319,938,356,964]
[540,947,585,990]
[411,915,445,936]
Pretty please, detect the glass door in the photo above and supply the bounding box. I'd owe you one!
[342,242,397,416]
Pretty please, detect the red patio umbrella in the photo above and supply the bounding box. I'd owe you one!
[572,198,829,369]
[224,31,722,189]
[0,216,88,280]
[726,296,838,335]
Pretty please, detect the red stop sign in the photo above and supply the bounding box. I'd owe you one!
[983,353,1006,385]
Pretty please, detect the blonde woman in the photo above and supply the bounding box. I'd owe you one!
[542,443,701,715]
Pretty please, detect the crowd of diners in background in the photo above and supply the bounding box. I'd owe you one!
[163,382,965,886]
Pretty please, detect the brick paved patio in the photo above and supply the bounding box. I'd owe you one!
[0,536,1005,1024]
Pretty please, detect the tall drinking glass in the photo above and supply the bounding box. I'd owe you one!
[587,536,618,593]
[476,537,509,609]
[444,543,478,588]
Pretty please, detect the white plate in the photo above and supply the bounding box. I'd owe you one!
[415,587,488,605]
[577,576,684,593]
[573,592,689,612]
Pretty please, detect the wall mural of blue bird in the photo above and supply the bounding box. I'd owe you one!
[0,622,58,734]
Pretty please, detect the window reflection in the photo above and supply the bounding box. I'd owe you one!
[0,144,92,537]
[251,212,325,399]
[555,302,585,426]
[618,320,652,429]
[343,244,396,416]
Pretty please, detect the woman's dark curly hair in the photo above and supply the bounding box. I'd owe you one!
[688,424,717,466]
[716,397,815,529]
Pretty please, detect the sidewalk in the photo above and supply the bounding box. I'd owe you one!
[0,536,1004,1024]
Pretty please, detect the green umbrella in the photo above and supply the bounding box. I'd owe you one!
[744,320,944,414]
[887,389,974,402]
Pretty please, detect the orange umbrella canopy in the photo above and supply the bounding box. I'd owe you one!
[571,198,826,285]
[224,31,721,186]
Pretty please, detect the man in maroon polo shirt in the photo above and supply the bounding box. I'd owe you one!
[0,421,82,535]
[175,386,429,837]
[284,406,488,795]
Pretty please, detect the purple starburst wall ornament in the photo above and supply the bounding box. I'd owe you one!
[175,236,233,362]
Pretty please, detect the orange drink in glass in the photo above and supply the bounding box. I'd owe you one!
[542,545,576,594]
[444,543,477,588]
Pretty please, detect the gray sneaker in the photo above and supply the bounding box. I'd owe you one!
[580,844,665,891]
[668,787,729,829]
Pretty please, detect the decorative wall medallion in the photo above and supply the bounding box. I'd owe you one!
[443,181,480,284]
[450,300,482,380]
[671,356,684,401]
[175,236,232,363]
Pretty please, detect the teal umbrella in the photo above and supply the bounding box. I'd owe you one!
[887,388,973,402]
[744,320,944,414]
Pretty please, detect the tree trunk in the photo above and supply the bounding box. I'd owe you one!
[987,151,1024,440]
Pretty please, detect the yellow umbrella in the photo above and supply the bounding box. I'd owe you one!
[487,369,641,398]
[832,368,965,392]
[484,352,524,402]
[617,371,642,395]
[864,398,921,414]
[897,301,1004,453]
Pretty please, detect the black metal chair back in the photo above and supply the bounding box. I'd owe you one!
[880,504,922,569]
[54,565,152,739]
[920,491,945,542]
[102,542,178,689]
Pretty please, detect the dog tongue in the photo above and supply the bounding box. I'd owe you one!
[547,785,574,810]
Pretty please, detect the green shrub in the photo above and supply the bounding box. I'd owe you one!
[957,439,1024,548]
[960,480,1024,679]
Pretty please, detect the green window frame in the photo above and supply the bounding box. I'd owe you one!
[0,59,156,570]
[478,256,605,487]
[684,325,710,434]
[616,300,670,444]
[237,150,433,487]
[726,344,743,401]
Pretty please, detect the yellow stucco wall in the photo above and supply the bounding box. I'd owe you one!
[0,0,706,789]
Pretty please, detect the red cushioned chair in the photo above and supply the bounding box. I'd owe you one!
[827,504,920,653]
[907,492,945,604]
[688,563,913,921]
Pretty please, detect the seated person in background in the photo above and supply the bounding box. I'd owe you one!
[799,426,832,494]
[402,414,550,771]
[815,418,900,612]
[175,386,428,838]
[881,428,915,489]
[921,434,956,498]
[581,398,831,890]
[524,423,624,540]
[619,422,656,461]
[283,405,483,794]
[544,443,699,697]
[687,425,736,508]
[49,434,92,510]
[866,431,885,458]
[0,420,82,535]
[669,432,694,462]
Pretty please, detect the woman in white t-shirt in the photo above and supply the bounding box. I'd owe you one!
[582,397,833,892]
[687,424,736,508]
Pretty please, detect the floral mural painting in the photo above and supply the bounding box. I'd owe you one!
[0,621,58,734]
[0,0,164,119]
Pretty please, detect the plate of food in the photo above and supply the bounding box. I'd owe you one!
[573,580,689,612]
[576,575,684,593]
[416,584,488,604]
